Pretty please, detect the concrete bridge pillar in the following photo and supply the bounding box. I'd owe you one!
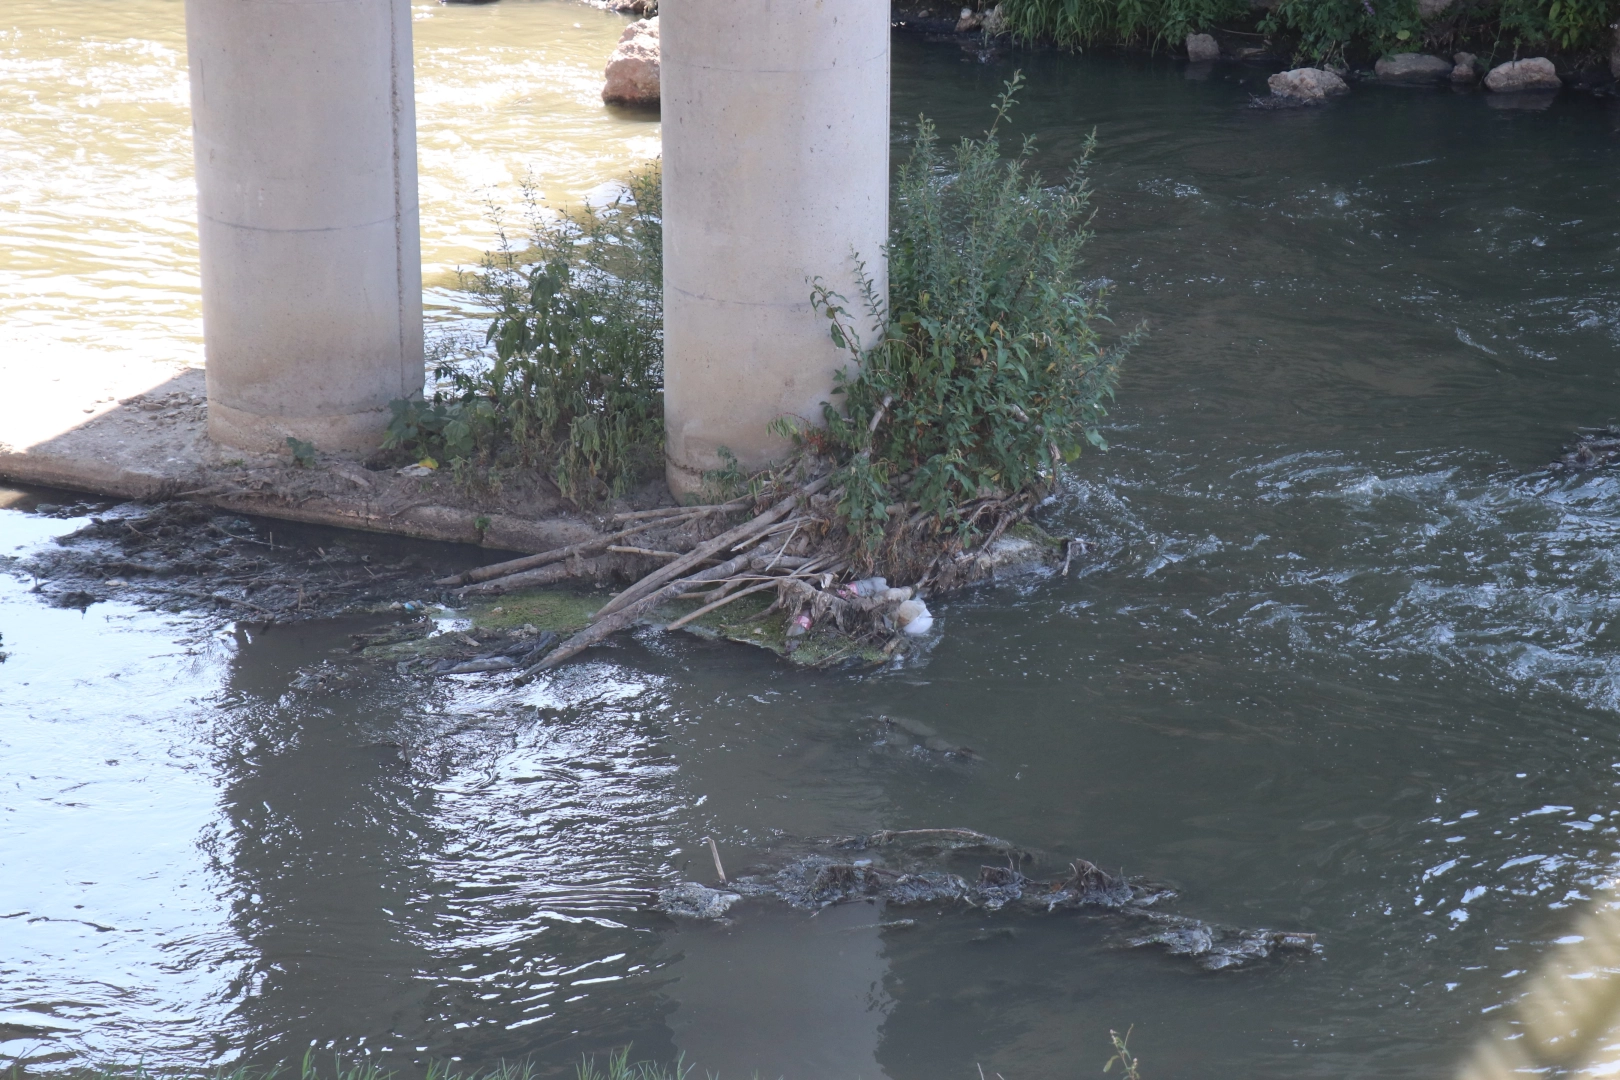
[185,0,423,454]
[661,0,890,498]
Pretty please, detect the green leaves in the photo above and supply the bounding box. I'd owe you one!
[384,162,665,505]
[806,74,1128,548]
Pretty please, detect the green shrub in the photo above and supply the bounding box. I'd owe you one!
[799,73,1129,548]
[385,164,664,504]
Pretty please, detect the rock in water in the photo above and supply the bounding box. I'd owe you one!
[1185,32,1220,62]
[1374,53,1453,83]
[980,4,1008,35]
[602,17,659,107]
[1484,57,1561,93]
[1267,67,1349,103]
[1451,52,1479,83]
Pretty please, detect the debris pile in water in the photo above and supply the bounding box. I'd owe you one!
[655,828,1318,972]
[1550,427,1620,473]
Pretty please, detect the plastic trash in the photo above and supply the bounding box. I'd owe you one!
[839,576,889,599]
[896,598,933,635]
[786,612,814,638]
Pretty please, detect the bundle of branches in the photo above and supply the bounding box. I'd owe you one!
[431,451,1061,678]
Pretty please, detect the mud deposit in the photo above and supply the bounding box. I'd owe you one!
[6,499,459,621]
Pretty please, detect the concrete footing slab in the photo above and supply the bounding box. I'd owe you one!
[0,354,607,555]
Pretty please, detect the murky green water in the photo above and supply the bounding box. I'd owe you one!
[6,9,1620,1080]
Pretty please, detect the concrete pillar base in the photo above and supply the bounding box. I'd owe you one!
[205,399,392,457]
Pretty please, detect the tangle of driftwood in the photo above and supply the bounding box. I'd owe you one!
[434,467,1045,678]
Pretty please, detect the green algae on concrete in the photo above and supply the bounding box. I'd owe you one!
[466,589,600,633]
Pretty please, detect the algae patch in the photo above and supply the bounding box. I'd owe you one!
[467,588,599,633]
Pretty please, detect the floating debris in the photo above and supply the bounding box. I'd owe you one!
[1550,427,1620,473]
[657,882,742,921]
[874,715,980,761]
[896,597,934,635]
[653,828,1318,972]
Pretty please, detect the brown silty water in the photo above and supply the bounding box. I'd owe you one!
[6,2,1620,1078]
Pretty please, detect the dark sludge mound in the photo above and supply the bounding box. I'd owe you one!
[655,828,1318,973]
[1550,427,1620,473]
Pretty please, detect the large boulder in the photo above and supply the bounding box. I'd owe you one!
[1186,32,1220,61]
[602,17,659,107]
[1484,56,1561,92]
[1267,67,1349,102]
[1374,52,1453,82]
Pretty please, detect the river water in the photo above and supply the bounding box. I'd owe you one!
[4,4,1620,1079]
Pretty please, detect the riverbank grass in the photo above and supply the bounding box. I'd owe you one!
[1001,0,1620,69]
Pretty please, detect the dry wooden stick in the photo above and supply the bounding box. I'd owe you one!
[457,556,606,595]
[150,585,276,619]
[665,557,836,632]
[611,499,750,523]
[731,515,803,553]
[588,475,830,623]
[515,539,783,680]
[664,579,782,630]
[764,522,802,571]
[705,836,728,883]
[435,513,693,587]
[606,545,683,559]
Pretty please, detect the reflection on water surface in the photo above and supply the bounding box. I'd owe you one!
[5,7,1620,1080]
[0,0,658,370]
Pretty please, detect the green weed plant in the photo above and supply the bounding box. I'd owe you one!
[384,164,664,505]
[798,73,1128,548]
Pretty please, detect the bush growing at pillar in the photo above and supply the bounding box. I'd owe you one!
[384,164,664,503]
[796,73,1129,548]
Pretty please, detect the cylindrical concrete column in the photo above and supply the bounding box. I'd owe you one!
[186,0,424,454]
[661,0,889,498]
